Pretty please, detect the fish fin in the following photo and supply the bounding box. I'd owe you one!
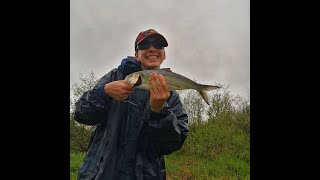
[160,68,172,72]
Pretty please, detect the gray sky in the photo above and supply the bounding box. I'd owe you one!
[70,0,250,98]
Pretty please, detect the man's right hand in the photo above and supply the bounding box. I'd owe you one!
[104,80,134,100]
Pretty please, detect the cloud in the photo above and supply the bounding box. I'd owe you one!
[70,0,250,98]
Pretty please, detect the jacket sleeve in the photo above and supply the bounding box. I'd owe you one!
[145,92,189,155]
[73,69,117,125]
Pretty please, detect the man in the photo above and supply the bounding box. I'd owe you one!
[74,29,189,180]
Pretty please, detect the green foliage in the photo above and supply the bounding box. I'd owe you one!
[164,85,250,179]
[70,114,93,152]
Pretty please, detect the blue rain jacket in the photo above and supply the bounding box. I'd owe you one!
[74,56,189,180]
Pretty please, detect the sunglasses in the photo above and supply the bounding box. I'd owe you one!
[136,39,165,51]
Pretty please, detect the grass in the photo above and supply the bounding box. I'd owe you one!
[70,152,85,180]
[165,154,250,180]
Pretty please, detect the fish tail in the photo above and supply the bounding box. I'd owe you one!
[199,90,210,105]
[201,84,221,91]
[198,84,221,105]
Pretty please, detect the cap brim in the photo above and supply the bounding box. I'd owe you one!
[137,33,168,47]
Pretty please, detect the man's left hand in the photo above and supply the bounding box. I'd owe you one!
[148,72,170,113]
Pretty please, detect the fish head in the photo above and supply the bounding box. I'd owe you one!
[124,72,143,87]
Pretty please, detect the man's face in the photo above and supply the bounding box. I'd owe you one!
[135,37,166,70]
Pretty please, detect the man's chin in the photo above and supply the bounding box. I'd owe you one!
[145,64,160,70]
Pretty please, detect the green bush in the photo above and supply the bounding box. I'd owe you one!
[70,114,93,152]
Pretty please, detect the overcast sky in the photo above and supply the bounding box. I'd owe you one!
[70,0,250,98]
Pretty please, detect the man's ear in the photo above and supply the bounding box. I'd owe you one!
[135,52,139,60]
[163,51,166,60]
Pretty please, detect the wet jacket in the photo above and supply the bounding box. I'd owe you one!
[74,57,189,180]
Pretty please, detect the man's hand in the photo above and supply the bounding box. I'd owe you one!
[148,72,170,112]
[104,80,134,100]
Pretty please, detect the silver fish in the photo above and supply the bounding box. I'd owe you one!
[124,68,221,105]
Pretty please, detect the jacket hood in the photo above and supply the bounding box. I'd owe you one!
[118,56,142,77]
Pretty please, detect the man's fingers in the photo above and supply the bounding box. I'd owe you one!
[152,74,165,94]
[121,80,134,91]
[121,80,133,87]
[122,92,131,97]
[118,95,129,100]
[158,74,169,93]
[149,76,158,96]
